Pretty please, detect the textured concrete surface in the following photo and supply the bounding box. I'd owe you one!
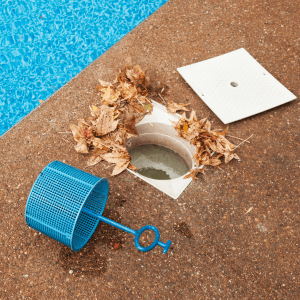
[0,0,299,299]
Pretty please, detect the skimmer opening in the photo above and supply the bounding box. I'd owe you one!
[126,124,193,181]
[128,144,190,180]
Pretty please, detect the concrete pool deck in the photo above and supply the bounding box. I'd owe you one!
[1,0,299,298]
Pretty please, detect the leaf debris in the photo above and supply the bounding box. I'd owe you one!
[167,101,190,114]
[171,110,241,179]
[245,207,253,215]
[69,63,152,176]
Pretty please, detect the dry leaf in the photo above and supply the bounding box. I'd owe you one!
[131,65,149,86]
[102,151,131,176]
[219,126,229,136]
[74,139,89,154]
[87,155,102,167]
[119,106,140,136]
[128,163,137,171]
[96,79,111,91]
[183,168,205,180]
[94,106,118,136]
[102,150,130,164]
[118,81,137,100]
[69,123,85,142]
[101,135,127,152]
[98,79,111,87]
[244,207,253,215]
[93,148,110,156]
[167,101,189,114]
[111,161,130,176]
[92,138,111,151]
[70,122,90,153]
[101,86,120,106]
[224,151,240,164]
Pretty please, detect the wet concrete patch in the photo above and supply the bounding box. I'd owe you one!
[58,209,124,277]
[58,244,107,277]
[115,197,127,208]
[174,221,193,239]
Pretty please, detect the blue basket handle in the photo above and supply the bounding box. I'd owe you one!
[134,225,171,253]
[81,207,171,253]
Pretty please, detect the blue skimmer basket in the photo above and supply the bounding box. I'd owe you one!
[25,161,171,253]
[25,161,108,251]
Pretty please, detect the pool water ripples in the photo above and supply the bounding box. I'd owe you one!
[0,0,167,136]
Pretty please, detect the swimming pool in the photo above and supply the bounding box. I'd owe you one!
[0,0,168,137]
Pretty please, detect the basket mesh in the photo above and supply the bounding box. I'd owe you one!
[25,161,109,251]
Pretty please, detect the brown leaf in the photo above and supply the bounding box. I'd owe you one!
[119,106,140,136]
[101,135,127,152]
[98,79,111,87]
[224,151,240,164]
[218,126,229,136]
[131,65,149,86]
[95,79,111,92]
[102,150,130,164]
[111,161,130,176]
[216,153,224,159]
[210,157,222,166]
[94,106,118,136]
[167,101,189,114]
[183,168,205,180]
[74,139,89,154]
[92,138,111,151]
[69,122,91,153]
[102,151,131,176]
[115,68,128,84]
[93,148,110,156]
[118,81,137,100]
[109,128,127,145]
[132,103,147,116]
[69,123,85,142]
[126,68,135,83]
[128,163,137,171]
[204,120,211,132]
[101,86,120,106]
[189,110,199,123]
[87,155,102,167]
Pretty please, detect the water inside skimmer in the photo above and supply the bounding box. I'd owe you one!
[128,144,190,180]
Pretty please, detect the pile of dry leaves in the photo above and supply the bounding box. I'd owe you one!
[169,108,239,179]
[69,63,153,176]
[69,63,240,179]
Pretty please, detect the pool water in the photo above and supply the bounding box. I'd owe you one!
[128,144,190,180]
[0,0,168,136]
